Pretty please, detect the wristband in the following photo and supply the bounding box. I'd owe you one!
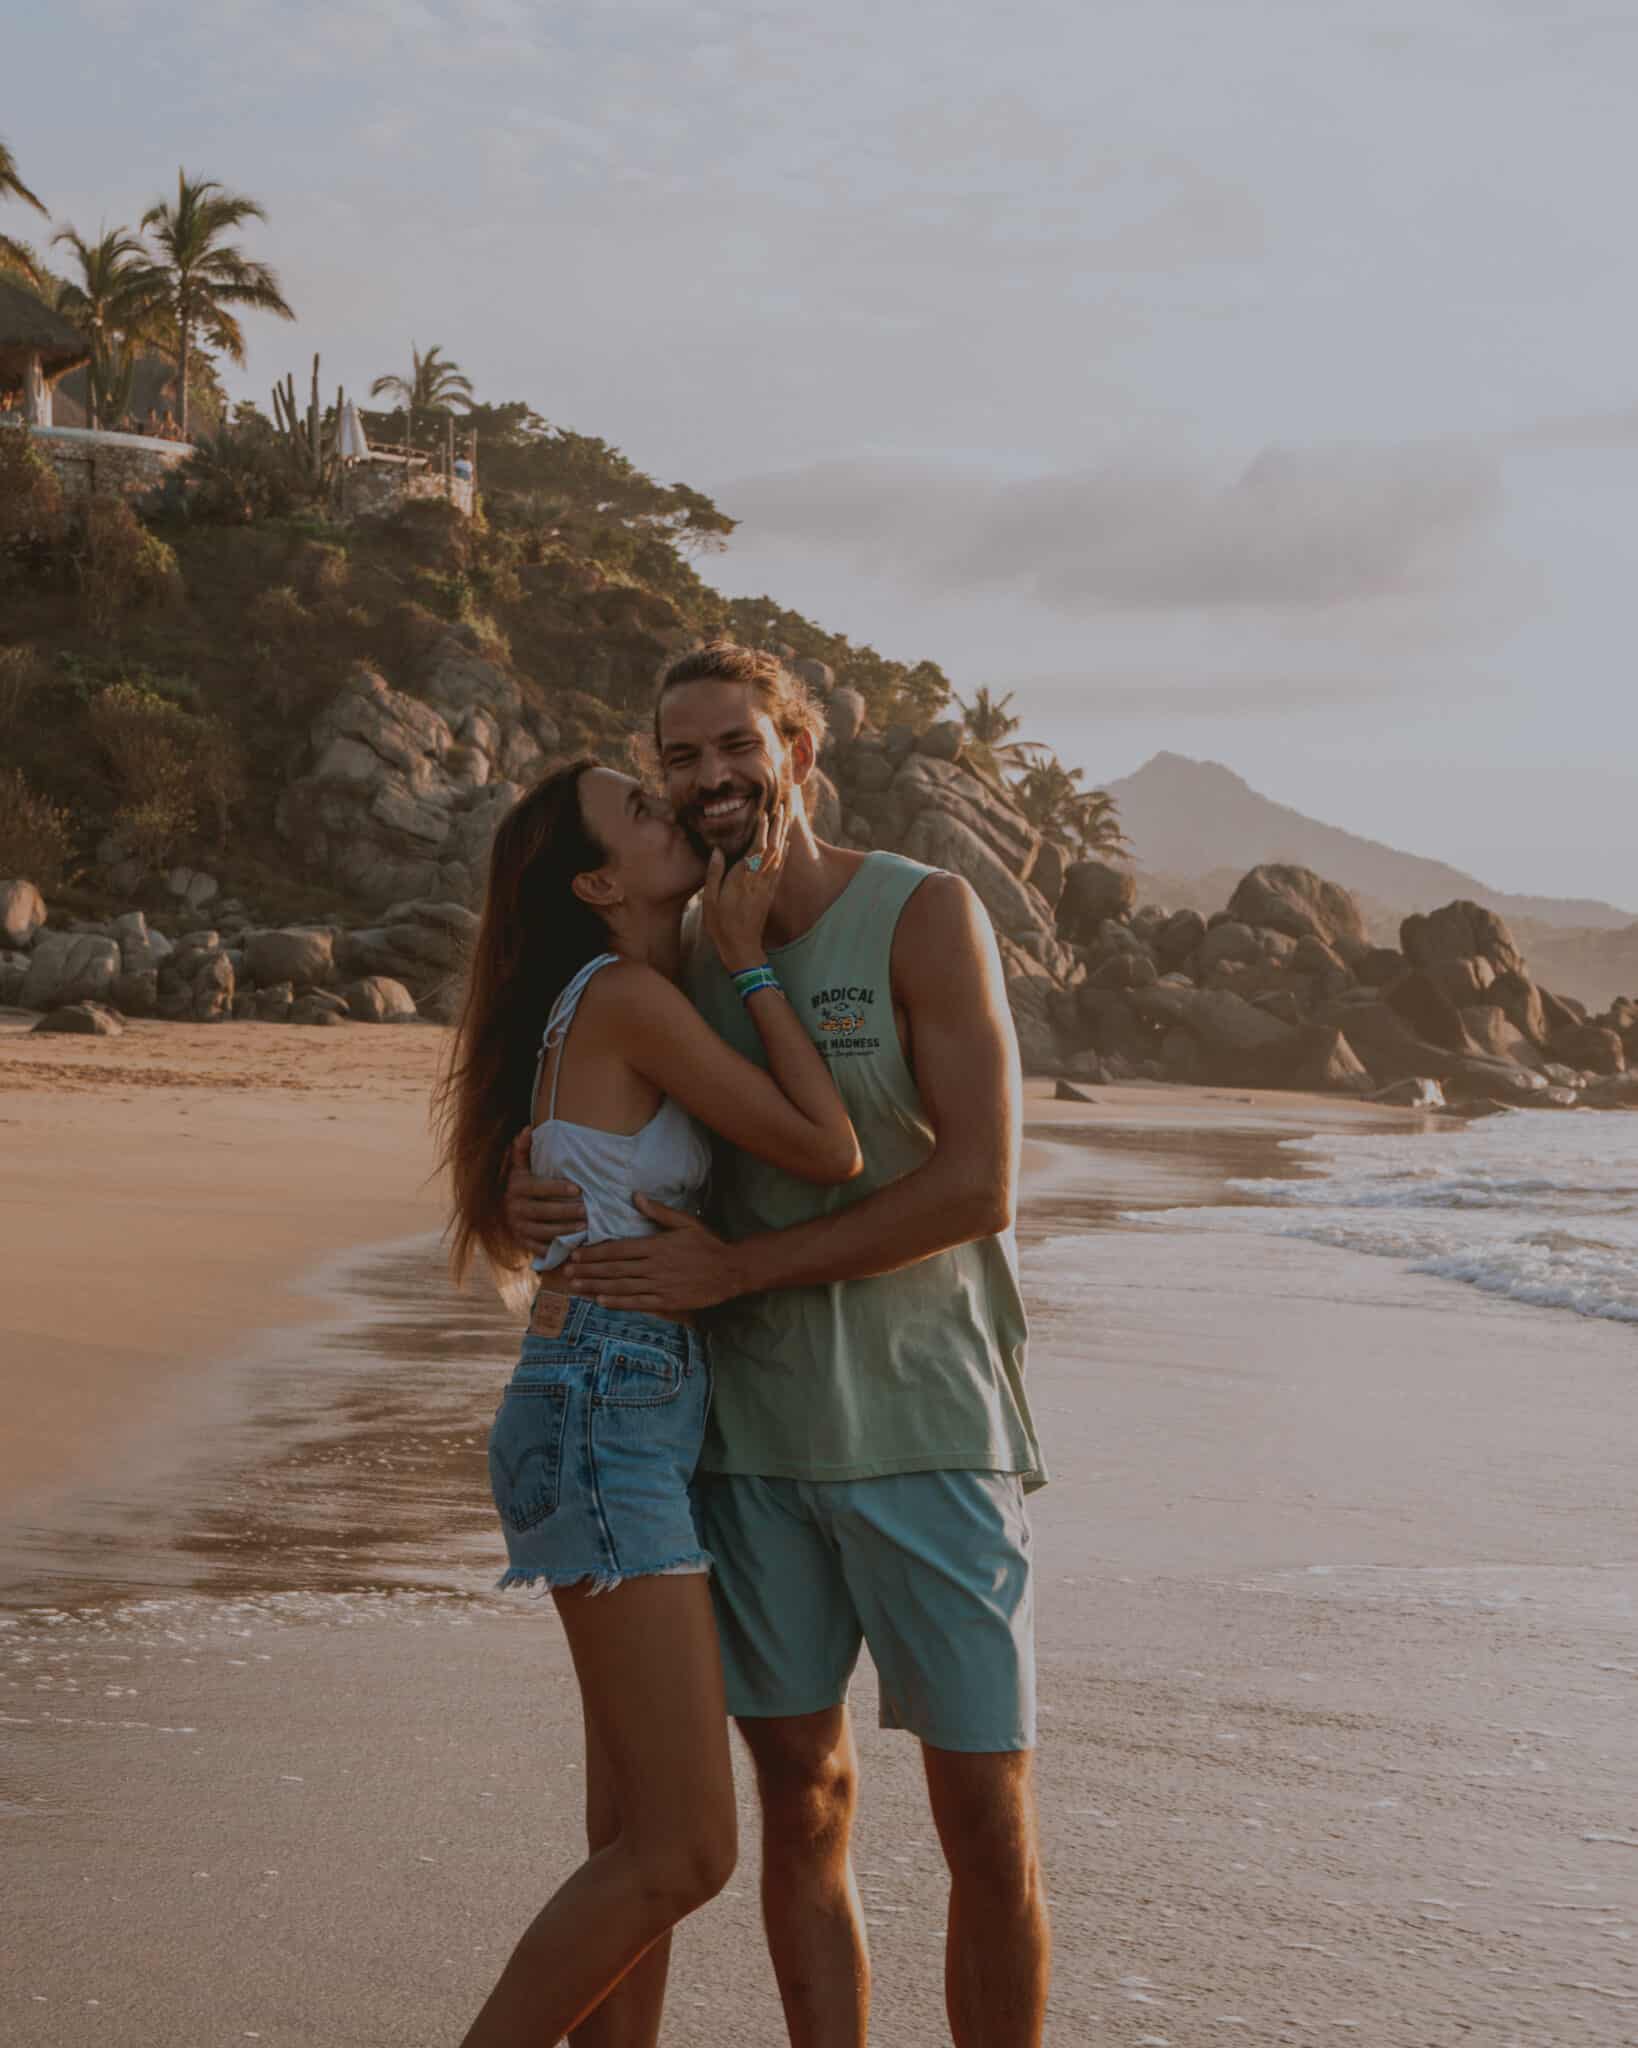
[731,963,782,1003]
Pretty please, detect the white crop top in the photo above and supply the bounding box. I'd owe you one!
[529,954,713,1273]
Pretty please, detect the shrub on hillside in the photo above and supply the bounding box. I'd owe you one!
[0,428,68,570]
[247,584,313,638]
[0,644,46,732]
[179,415,308,526]
[78,497,183,636]
[86,680,246,867]
[0,765,74,886]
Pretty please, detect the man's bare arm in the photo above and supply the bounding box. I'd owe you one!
[564,874,1020,1311]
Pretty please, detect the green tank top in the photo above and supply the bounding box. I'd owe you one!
[687,851,1045,1490]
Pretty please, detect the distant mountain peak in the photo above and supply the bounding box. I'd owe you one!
[1105,753,1632,934]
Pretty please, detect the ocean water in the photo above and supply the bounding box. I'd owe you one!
[1128,1109,1638,1326]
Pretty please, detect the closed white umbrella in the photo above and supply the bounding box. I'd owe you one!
[337,399,370,461]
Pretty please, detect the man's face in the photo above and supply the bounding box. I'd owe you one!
[657,680,796,864]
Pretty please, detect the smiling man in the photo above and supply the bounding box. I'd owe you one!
[504,640,1049,2048]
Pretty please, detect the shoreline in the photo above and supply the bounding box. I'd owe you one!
[7,1045,1638,2044]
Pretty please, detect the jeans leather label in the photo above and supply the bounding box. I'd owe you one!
[529,1289,571,1338]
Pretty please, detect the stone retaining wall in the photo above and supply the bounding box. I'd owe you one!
[17,424,193,503]
[342,463,474,520]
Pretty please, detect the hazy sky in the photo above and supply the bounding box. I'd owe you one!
[11,1,1638,902]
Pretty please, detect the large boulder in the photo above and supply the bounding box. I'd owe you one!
[113,911,173,977]
[1056,861,1137,945]
[1582,1072,1638,1109]
[20,933,120,1012]
[1487,969,1548,1047]
[32,1001,123,1037]
[1194,921,1263,974]
[1225,865,1369,960]
[914,719,964,763]
[903,810,1052,941]
[0,879,46,951]
[159,944,234,1023]
[334,900,477,995]
[244,927,335,991]
[1548,1023,1625,1076]
[0,949,28,1004]
[805,766,843,844]
[1384,970,1479,1055]
[1029,839,1068,912]
[891,754,1041,881]
[1400,901,1524,978]
[110,968,158,1017]
[1129,984,1298,1084]
[1459,1005,1535,1064]
[1318,998,1465,1084]
[825,687,866,750]
[341,975,417,1024]
[1282,1023,1372,1095]
[1154,908,1207,969]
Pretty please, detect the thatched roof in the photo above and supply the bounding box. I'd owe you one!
[0,278,93,385]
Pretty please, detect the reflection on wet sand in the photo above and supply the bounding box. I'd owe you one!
[0,1239,519,1615]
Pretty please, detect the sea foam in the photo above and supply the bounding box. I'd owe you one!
[1124,1110,1638,1326]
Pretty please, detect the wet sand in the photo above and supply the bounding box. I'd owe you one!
[5,1038,1638,2046]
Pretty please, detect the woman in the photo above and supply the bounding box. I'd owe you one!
[437,756,860,2047]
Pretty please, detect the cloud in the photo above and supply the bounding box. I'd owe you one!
[720,439,1505,617]
[1509,402,1638,449]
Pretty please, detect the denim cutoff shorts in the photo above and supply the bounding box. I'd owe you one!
[489,1296,713,1594]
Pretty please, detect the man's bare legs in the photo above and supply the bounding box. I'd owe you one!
[923,1746,1049,2048]
[736,1707,870,2048]
[459,1573,735,2047]
[569,1714,671,2048]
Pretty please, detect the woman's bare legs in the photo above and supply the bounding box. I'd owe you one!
[459,1572,735,2048]
[569,1713,672,2048]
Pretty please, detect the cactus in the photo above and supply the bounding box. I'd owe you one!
[271,353,335,494]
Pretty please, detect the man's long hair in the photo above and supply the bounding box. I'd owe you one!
[434,758,607,1294]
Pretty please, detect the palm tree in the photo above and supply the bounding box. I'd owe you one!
[958,686,1021,746]
[52,227,165,429]
[1012,755,1131,861]
[370,343,474,463]
[139,170,294,439]
[0,137,48,284]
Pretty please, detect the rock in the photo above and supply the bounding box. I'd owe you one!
[0,950,27,1005]
[1135,985,1299,1085]
[845,749,895,796]
[913,719,964,763]
[1384,971,1479,1054]
[825,687,866,750]
[891,755,1041,881]
[166,866,219,912]
[791,657,835,695]
[1159,1027,1206,1083]
[1073,986,1146,1061]
[1538,987,1586,1037]
[1369,1077,1446,1108]
[1056,861,1137,945]
[1425,955,1495,1007]
[291,991,349,1027]
[1226,865,1369,960]
[1053,1079,1095,1104]
[0,880,46,951]
[1282,1023,1372,1095]
[1548,1023,1625,1076]
[843,813,874,848]
[903,810,1053,941]
[245,927,335,991]
[805,767,843,843]
[1400,901,1524,978]
[114,912,173,977]
[1488,970,1548,1047]
[340,975,417,1024]
[32,1001,123,1036]
[1003,970,1061,1074]
[1251,989,1307,1027]
[1459,1005,1536,1064]
[1582,1072,1638,1109]
[1087,951,1157,991]
[253,981,295,1022]
[1154,908,1207,969]
[1320,999,1463,1084]
[1030,840,1068,912]
[20,933,121,1012]
[159,946,234,1023]
[110,969,157,1017]
[1195,921,1262,974]
[1356,947,1406,988]
[1055,1050,1107,1084]
[1442,1058,1550,1105]
[883,722,916,759]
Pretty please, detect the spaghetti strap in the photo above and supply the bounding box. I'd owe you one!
[534,953,621,1125]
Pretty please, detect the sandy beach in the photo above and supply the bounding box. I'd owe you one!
[4,1022,1637,2047]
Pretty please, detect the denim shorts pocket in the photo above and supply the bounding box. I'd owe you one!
[596,1340,685,1409]
[489,1382,570,1531]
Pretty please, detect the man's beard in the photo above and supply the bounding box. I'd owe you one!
[679,774,783,864]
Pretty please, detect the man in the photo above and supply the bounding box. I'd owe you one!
[505,642,1049,2048]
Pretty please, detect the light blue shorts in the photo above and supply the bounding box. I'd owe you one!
[489,1299,713,1594]
[693,1469,1036,1753]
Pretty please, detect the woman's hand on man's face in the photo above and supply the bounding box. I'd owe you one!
[701,795,792,974]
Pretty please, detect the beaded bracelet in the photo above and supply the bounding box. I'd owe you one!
[731,963,782,1003]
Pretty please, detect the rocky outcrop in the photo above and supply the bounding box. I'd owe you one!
[32,1001,123,1036]
[1226,864,1370,959]
[244,927,335,991]
[341,975,418,1023]
[1,879,46,951]
[21,933,120,1011]
[1056,861,1137,945]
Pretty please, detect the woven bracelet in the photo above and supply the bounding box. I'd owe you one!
[732,964,782,1003]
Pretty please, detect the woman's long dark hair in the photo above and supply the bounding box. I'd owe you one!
[435,758,608,1292]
